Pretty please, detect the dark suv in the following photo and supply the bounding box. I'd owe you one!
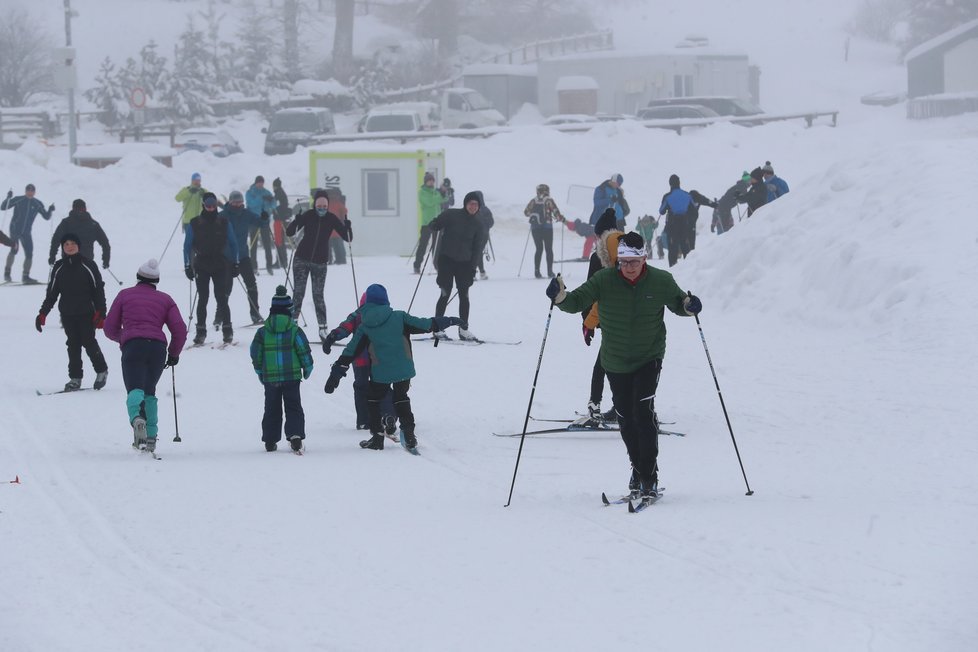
[646,96,763,117]
[263,108,335,155]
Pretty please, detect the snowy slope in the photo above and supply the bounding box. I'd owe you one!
[2,2,978,651]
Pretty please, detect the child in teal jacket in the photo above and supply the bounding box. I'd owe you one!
[250,286,314,453]
[323,283,460,452]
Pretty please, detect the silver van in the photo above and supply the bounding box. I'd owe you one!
[263,107,336,155]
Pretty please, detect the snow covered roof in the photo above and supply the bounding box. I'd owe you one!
[555,76,599,91]
[461,63,538,77]
[905,18,978,62]
[542,46,749,63]
[291,78,351,97]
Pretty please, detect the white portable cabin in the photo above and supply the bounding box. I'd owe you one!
[308,148,446,256]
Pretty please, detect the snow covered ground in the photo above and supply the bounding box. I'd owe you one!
[2,2,978,651]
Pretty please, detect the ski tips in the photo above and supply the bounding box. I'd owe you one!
[601,492,611,506]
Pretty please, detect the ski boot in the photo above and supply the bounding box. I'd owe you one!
[222,325,234,344]
[289,435,303,453]
[192,328,206,346]
[359,433,384,450]
[458,327,479,342]
[64,378,82,392]
[132,416,148,449]
[587,401,602,420]
[318,325,329,342]
[265,441,278,452]
[93,370,108,390]
[144,436,157,453]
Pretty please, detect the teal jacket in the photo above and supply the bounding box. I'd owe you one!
[556,266,689,373]
[250,314,314,384]
[336,303,434,383]
[419,185,443,227]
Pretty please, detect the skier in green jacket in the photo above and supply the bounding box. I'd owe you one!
[545,231,702,500]
[413,172,444,273]
[174,172,211,230]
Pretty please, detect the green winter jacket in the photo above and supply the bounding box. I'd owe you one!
[175,185,210,225]
[418,185,443,227]
[250,314,314,384]
[557,266,690,373]
[337,303,433,384]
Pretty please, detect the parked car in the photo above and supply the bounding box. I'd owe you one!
[542,114,600,126]
[637,105,721,120]
[263,107,335,155]
[362,109,424,133]
[645,96,763,117]
[174,128,242,157]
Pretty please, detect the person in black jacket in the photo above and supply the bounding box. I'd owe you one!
[744,167,768,217]
[285,189,352,341]
[271,178,291,270]
[183,192,239,345]
[36,233,109,392]
[429,191,487,341]
[686,189,717,253]
[49,199,111,269]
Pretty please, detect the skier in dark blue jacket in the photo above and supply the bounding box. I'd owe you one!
[3,184,54,283]
[762,161,790,202]
[221,190,267,324]
[658,175,693,268]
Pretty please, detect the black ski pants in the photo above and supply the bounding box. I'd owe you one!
[367,379,413,437]
[590,351,606,406]
[435,256,473,326]
[194,264,231,330]
[353,365,395,428]
[62,312,108,379]
[249,222,274,271]
[230,260,261,322]
[605,358,663,484]
[262,380,305,443]
[531,227,554,276]
[413,225,437,270]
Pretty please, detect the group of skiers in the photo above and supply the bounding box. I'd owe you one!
[18,160,787,502]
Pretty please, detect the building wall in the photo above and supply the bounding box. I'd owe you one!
[943,38,978,94]
[907,52,945,98]
[536,53,752,116]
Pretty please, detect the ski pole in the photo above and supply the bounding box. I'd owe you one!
[487,233,495,262]
[105,267,123,286]
[186,283,198,332]
[407,243,432,313]
[517,228,531,278]
[0,188,9,231]
[170,366,182,442]
[689,293,753,496]
[736,204,743,223]
[234,274,263,321]
[348,239,358,305]
[505,293,558,507]
[406,238,419,266]
[158,213,184,265]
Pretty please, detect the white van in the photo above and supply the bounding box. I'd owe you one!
[440,88,506,129]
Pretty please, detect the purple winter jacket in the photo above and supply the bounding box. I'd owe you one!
[104,282,188,356]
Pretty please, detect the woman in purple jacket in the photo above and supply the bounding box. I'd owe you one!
[103,259,188,453]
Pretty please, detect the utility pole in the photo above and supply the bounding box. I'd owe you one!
[63,0,77,163]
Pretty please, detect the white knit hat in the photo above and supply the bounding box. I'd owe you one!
[137,259,160,283]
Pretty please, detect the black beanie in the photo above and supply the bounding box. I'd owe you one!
[72,199,86,212]
[594,208,618,236]
[750,167,764,181]
[269,285,293,316]
[61,232,81,248]
[669,174,680,189]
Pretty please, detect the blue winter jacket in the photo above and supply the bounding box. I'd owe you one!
[766,175,790,202]
[1,195,51,239]
[246,184,277,219]
[589,182,628,225]
[220,205,266,263]
[659,188,693,216]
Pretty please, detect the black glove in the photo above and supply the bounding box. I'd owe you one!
[188,186,199,194]
[230,263,240,278]
[345,219,353,240]
[48,256,55,266]
[261,211,269,221]
[545,275,566,303]
[432,316,461,332]
[35,312,46,333]
[683,294,702,316]
[321,332,337,355]
[165,354,179,368]
[5,190,12,200]
[528,215,539,226]
[583,326,594,346]
[184,266,195,280]
[324,363,348,394]
[48,204,55,214]
[102,261,109,269]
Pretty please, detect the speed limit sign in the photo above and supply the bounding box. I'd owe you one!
[129,87,147,109]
